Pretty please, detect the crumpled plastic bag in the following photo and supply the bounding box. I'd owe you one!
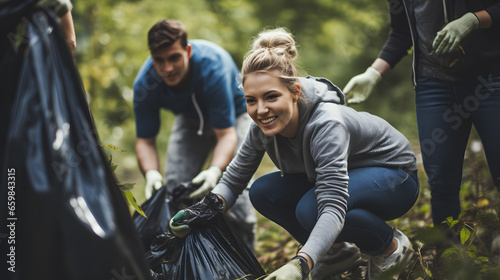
[146,210,266,280]
[133,182,199,252]
[0,4,148,280]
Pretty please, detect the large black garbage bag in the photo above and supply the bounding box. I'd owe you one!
[0,5,149,280]
[146,212,266,280]
[0,0,38,157]
[133,182,198,252]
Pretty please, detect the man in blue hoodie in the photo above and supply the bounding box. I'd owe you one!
[133,19,256,249]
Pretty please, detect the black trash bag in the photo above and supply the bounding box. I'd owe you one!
[171,191,225,225]
[133,182,199,252]
[0,5,149,280]
[146,195,266,280]
[0,0,38,157]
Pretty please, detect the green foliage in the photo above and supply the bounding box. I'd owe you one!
[431,210,500,280]
[69,1,499,278]
[104,146,147,218]
[71,0,417,188]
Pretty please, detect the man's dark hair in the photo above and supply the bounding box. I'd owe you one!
[148,19,188,52]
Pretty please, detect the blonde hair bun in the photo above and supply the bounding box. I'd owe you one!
[242,27,301,90]
[252,28,297,60]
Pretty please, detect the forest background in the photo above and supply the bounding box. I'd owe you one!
[70,0,499,278]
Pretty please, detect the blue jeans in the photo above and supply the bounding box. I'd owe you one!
[249,167,419,255]
[415,73,500,225]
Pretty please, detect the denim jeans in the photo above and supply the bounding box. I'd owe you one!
[415,72,500,225]
[249,167,419,255]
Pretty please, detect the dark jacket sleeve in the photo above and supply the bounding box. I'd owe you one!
[485,2,500,27]
[378,0,413,68]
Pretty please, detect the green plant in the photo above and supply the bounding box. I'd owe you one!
[103,144,147,218]
[437,210,500,279]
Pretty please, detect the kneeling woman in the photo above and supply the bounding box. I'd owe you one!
[171,28,419,280]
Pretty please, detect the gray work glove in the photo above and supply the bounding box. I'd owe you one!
[343,67,382,104]
[433,12,479,55]
[189,166,222,199]
[144,170,163,199]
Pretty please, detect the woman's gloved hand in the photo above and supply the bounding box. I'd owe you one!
[264,256,311,280]
[168,192,224,238]
[169,210,191,238]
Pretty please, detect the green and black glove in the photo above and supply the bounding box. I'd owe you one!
[168,192,224,238]
[264,256,311,280]
[169,210,191,238]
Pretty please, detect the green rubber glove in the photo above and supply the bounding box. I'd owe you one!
[265,256,311,280]
[433,12,479,55]
[343,67,381,104]
[169,210,191,238]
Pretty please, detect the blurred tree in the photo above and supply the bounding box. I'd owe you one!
[70,0,418,196]
[67,4,500,277]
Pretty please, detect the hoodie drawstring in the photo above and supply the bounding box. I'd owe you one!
[273,136,284,177]
[442,0,449,23]
[191,93,204,136]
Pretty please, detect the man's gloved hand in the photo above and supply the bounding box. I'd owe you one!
[189,166,222,199]
[433,12,479,55]
[265,256,311,280]
[168,192,224,238]
[144,170,163,199]
[343,67,382,104]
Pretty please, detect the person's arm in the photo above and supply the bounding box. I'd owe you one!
[370,58,392,76]
[266,119,350,278]
[298,120,350,268]
[343,58,390,104]
[136,137,160,174]
[483,3,500,27]
[378,0,413,69]
[189,126,237,199]
[475,10,492,29]
[433,7,499,55]
[211,126,238,170]
[59,10,76,55]
[216,194,227,213]
[296,252,314,271]
[136,137,163,199]
[212,126,265,210]
[343,0,411,103]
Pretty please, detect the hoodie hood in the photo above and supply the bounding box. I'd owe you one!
[299,76,344,105]
[297,76,345,123]
[270,76,345,177]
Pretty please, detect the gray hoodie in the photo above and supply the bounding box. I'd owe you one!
[212,76,417,264]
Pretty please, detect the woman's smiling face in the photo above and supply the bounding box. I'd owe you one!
[243,72,301,138]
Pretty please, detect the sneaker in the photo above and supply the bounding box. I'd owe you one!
[311,242,363,280]
[367,229,414,280]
